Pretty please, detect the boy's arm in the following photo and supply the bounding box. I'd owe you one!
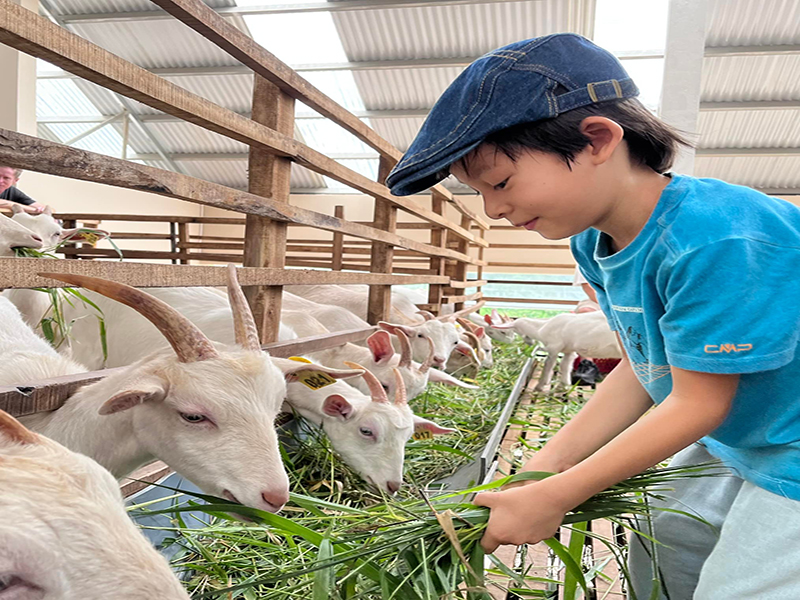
[519,338,653,474]
[476,366,739,552]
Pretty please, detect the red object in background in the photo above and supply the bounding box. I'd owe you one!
[573,356,621,375]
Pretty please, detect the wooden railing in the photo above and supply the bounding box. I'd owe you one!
[0,0,488,423]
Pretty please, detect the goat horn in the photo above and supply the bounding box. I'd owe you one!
[419,336,435,374]
[456,317,477,333]
[392,368,407,405]
[416,310,435,321]
[226,264,261,353]
[39,272,218,363]
[464,331,485,364]
[396,329,412,368]
[344,361,388,404]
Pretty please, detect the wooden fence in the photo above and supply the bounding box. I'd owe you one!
[0,0,488,419]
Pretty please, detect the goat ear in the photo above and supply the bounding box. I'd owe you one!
[60,228,110,243]
[412,415,455,436]
[276,358,363,381]
[99,383,167,415]
[366,331,395,364]
[10,203,25,215]
[322,394,353,420]
[473,326,485,339]
[490,320,515,330]
[378,322,415,338]
[0,410,39,445]
[427,368,479,389]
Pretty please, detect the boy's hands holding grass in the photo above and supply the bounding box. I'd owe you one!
[474,478,571,552]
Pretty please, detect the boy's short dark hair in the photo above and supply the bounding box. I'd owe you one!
[457,98,691,175]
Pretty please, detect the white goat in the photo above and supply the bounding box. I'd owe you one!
[277,360,453,493]
[285,284,424,324]
[379,312,469,370]
[470,309,519,344]
[494,311,622,391]
[0,410,190,600]
[10,204,109,251]
[456,317,493,368]
[1,266,332,513]
[0,211,43,258]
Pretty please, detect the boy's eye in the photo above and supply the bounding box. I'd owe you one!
[493,178,509,191]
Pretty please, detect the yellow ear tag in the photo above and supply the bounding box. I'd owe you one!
[288,356,312,363]
[296,370,337,390]
[412,429,433,441]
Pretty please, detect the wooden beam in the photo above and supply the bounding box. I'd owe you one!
[149,0,401,163]
[0,130,475,263]
[441,291,483,304]
[121,461,171,497]
[427,190,448,316]
[481,297,578,306]
[243,76,293,343]
[367,157,397,324]
[0,258,449,288]
[447,279,487,288]
[331,205,344,271]
[0,3,480,245]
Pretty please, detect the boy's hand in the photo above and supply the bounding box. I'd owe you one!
[474,481,569,553]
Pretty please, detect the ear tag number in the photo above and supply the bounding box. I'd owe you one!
[412,430,433,441]
[289,356,312,363]
[297,370,337,390]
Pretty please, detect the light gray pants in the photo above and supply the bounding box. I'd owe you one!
[628,444,800,600]
[627,443,743,600]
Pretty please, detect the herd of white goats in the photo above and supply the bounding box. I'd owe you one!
[0,208,621,599]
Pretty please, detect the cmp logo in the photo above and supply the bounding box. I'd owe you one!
[704,343,753,354]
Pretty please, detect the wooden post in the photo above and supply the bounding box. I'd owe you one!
[177,222,189,264]
[242,75,294,343]
[476,226,485,302]
[62,219,77,259]
[332,205,344,271]
[452,214,471,312]
[427,190,448,315]
[366,157,397,325]
[169,221,178,265]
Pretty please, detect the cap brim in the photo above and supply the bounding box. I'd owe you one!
[387,138,484,196]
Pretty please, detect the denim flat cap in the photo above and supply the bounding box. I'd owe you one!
[386,33,639,196]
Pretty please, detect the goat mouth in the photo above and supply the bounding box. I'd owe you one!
[222,489,255,522]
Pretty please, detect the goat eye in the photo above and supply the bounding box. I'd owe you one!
[417,334,424,338]
[180,413,207,424]
[381,384,389,391]
[359,427,373,437]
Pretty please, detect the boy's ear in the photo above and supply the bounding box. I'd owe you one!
[579,117,624,164]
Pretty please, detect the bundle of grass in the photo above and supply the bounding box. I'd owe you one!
[141,461,723,599]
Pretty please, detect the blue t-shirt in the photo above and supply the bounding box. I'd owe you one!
[571,174,800,500]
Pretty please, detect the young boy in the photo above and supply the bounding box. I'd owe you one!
[386,34,800,599]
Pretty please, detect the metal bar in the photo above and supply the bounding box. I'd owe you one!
[63,111,123,145]
[478,356,536,481]
[59,0,537,23]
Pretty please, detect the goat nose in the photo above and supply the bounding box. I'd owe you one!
[261,489,290,512]
[386,481,401,494]
[31,235,43,243]
[433,355,445,365]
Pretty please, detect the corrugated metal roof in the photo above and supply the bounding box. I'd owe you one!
[354,67,465,111]
[371,117,426,152]
[695,156,800,190]
[46,0,233,16]
[706,0,800,46]
[145,122,250,154]
[698,109,800,149]
[701,55,800,101]
[332,0,575,61]
[32,0,800,195]
[68,20,242,69]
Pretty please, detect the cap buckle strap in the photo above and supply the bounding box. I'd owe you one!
[586,82,598,102]
[611,79,623,98]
